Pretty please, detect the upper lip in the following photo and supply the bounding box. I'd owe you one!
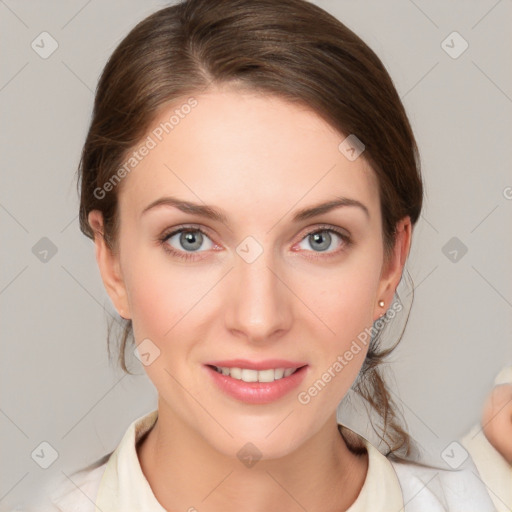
[206,359,308,370]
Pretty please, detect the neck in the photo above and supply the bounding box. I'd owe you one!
[137,400,368,512]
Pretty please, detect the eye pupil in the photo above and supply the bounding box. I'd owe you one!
[310,230,331,251]
[180,230,203,251]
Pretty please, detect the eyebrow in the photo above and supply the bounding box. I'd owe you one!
[141,195,370,223]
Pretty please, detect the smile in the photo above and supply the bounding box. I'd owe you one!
[204,361,309,404]
[211,366,300,382]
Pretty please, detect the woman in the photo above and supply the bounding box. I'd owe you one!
[37,0,496,510]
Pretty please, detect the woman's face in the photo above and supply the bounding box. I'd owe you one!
[90,85,410,459]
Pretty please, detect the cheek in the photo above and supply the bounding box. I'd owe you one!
[302,254,382,343]
[294,252,382,393]
[122,224,383,353]
[121,244,202,343]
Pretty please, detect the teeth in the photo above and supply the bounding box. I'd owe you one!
[241,369,258,382]
[257,369,275,383]
[230,367,242,380]
[274,368,284,379]
[213,366,299,382]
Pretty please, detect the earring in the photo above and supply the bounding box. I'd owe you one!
[378,300,385,308]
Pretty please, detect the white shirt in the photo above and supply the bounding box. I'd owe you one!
[22,409,497,511]
[459,365,512,512]
[461,423,512,512]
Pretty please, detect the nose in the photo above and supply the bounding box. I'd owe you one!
[224,246,292,344]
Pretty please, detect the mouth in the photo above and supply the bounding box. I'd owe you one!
[208,365,303,382]
[204,360,309,404]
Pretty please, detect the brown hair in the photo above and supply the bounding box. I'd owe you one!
[78,0,424,463]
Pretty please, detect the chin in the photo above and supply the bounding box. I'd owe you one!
[213,434,302,463]
[203,413,314,462]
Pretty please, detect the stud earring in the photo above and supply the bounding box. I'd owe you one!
[378,300,385,308]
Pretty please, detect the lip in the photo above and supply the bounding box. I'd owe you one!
[206,359,307,371]
[204,362,308,405]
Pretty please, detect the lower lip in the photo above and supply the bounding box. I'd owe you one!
[205,365,308,404]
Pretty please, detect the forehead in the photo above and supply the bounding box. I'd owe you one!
[117,87,380,223]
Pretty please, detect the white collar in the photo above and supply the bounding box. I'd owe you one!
[94,409,404,511]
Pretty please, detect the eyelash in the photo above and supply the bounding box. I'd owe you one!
[158,224,352,262]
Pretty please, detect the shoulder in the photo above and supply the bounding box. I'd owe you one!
[51,462,108,511]
[19,454,110,512]
[389,457,497,512]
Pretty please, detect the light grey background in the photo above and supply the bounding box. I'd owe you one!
[1,0,511,509]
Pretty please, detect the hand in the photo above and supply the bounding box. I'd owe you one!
[482,383,512,465]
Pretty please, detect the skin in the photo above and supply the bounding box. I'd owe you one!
[89,84,412,512]
[482,383,512,464]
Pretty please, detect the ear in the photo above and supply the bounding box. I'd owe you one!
[88,210,131,320]
[373,216,412,322]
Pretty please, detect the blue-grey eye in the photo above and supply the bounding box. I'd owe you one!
[299,230,343,253]
[165,229,214,252]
